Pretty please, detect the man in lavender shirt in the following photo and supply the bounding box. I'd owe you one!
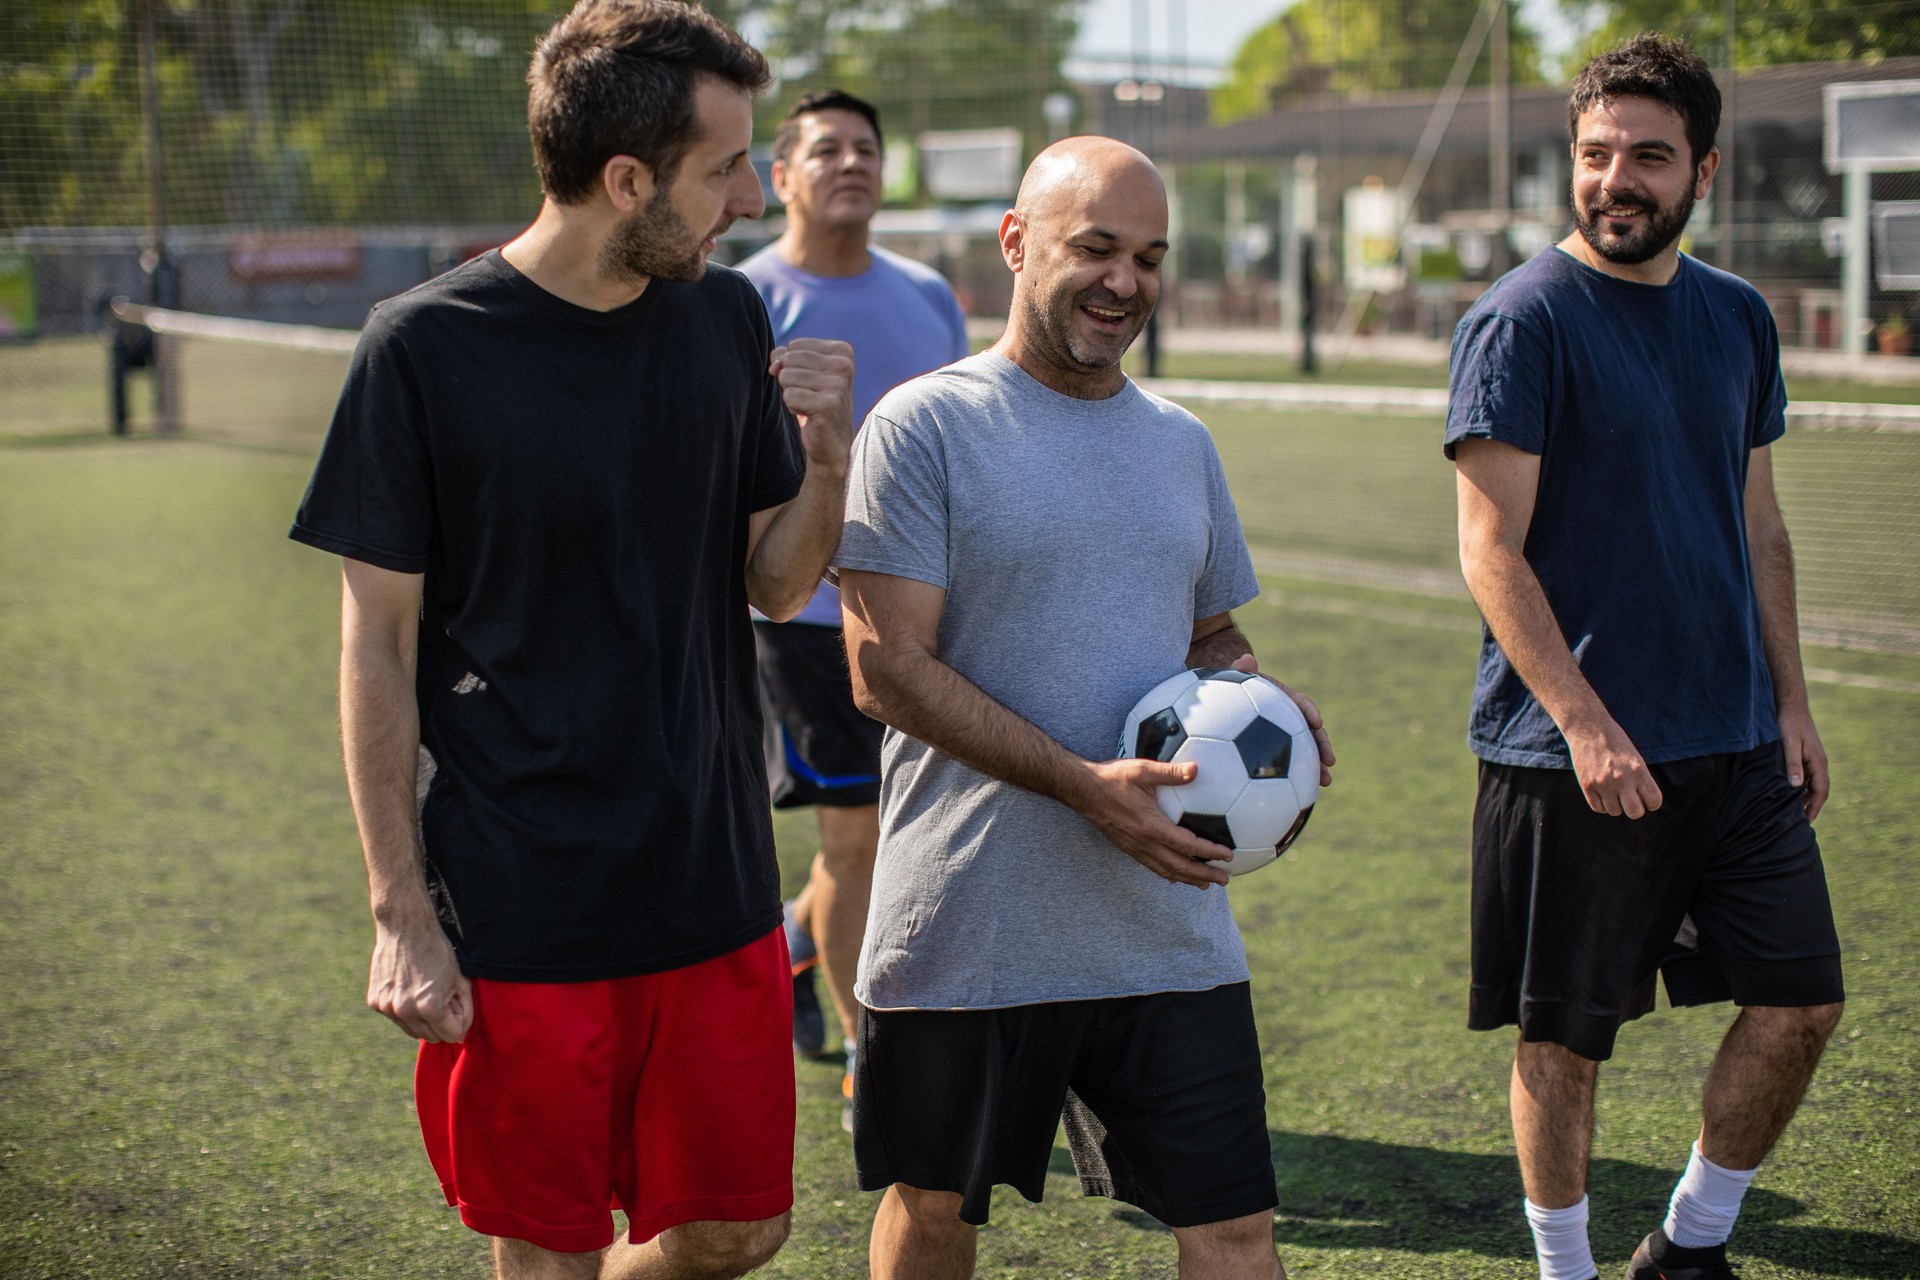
[736,90,969,1122]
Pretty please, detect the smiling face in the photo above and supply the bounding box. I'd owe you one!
[1568,94,1717,278]
[773,108,884,236]
[600,75,765,286]
[1001,141,1169,396]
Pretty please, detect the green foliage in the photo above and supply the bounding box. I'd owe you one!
[2,0,552,232]
[1,0,1081,234]
[750,0,1080,173]
[1570,0,1920,73]
[1212,0,1545,125]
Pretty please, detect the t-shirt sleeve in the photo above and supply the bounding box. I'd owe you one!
[288,309,434,573]
[744,288,807,512]
[1748,296,1788,450]
[834,408,949,590]
[1195,443,1261,619]
[1443,309,1552,459]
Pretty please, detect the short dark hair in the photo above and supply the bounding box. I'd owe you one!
[527,0,772,206]
[771,90,884,166]
[1567,33,1721,167]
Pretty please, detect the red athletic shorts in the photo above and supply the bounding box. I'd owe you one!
[414,928,795,1253]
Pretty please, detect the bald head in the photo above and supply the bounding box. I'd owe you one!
[1014,136,1167,228]
[994,136,1169,398]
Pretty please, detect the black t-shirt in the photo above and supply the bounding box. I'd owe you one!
[291,251,806,980]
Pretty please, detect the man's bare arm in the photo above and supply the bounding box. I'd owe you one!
[1453,437,1663,818]
[840,569,1235,886]
[744,339,855,620]
[1187,613,1252,670]
[1745,445,1828,819]
[340,560,471,1043]
[1186,612,1335,786]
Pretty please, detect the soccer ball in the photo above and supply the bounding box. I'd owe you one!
[1118,668,1319,876]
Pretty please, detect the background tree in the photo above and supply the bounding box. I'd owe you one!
[1212,0,1545,124]
[749,0,1080,173]
[1570,0,1920,70]
[3,0,559,233]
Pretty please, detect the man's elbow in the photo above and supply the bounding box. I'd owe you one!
[843,642,901,725]
[848,676,887,722]
[1455,536,1492,589]
[752,595,805,624]
[744,574,811,624]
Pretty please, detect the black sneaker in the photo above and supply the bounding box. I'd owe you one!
[1626,1228,1739,1279]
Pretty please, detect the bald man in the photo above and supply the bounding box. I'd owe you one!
[834,138,1332,1279]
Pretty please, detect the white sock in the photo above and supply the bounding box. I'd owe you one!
[1524,1196,1595,1280]
[1663,1142,1757,1248]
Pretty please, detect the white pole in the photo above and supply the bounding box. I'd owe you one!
[1280,165,1301,339]
[1842,166,1870,356]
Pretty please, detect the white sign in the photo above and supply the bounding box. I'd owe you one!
[1343,185,1405,292]
[918,128,1024,202]
[1873,201,1920,289]
[1824,80,1920,174]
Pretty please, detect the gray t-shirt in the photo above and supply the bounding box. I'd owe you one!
[835,352,1263,1011]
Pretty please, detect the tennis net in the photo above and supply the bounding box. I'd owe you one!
[85,303,1920,657]
[109,301,357,450]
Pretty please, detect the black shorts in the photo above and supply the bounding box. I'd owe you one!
[753,620,883,809]
[852,984,1278,1229]
[1470,741,1844,1061]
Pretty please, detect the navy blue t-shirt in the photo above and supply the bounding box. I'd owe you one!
[1444,248,1786,768]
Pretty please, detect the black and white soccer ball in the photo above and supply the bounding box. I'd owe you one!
[1118,667,1319,876]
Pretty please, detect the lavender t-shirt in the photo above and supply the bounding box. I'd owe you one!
[740,244,969,625]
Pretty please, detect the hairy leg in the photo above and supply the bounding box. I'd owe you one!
[809,804,880,1046]
[493,1239,603,1280]
[1697,1003,1842,1169]
[596,1216,789,1280]
[1171,1210,1286,1280]
[870,1185,974,1280]
[1511,1037,1600,1208]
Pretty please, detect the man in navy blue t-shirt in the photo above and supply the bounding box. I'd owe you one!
[1446,35,1843,1280]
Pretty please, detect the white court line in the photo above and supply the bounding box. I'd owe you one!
[1147,377,1920,430]
[1259,588,1920,695]
[1803,667,1920,695]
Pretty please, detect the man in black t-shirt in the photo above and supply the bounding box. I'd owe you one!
[1448,36,1842,1280]
[289,4,852,1277]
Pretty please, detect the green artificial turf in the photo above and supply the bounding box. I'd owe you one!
[1,439,1915,1278]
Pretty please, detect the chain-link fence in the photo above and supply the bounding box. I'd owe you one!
[4,0,1916,650]
[7,2,1919,373]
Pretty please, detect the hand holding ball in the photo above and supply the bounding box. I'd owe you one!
[1118,668,1320,876]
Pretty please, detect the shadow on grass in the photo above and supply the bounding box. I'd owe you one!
[1054,1133,1919,1278]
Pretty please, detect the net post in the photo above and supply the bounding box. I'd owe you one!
[107,296,156,436]
[109,313,132,436]
[154,326,180,437]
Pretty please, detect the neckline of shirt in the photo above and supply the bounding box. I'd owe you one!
[483,248,670,329]
[975,350,1144,416]
[1550,244,1693,294]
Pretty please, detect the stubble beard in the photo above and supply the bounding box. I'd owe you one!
[1020,283,1149,373]
[1572,183,1695,267]
[601,184,709,286]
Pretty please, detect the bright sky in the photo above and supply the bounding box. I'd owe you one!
[1069,0,1581,81]
[1070,0,1282,78]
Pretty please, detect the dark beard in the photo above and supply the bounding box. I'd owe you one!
[600,185,708,285]
[1572,184,1695,267]
[1021,285,1150,372]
